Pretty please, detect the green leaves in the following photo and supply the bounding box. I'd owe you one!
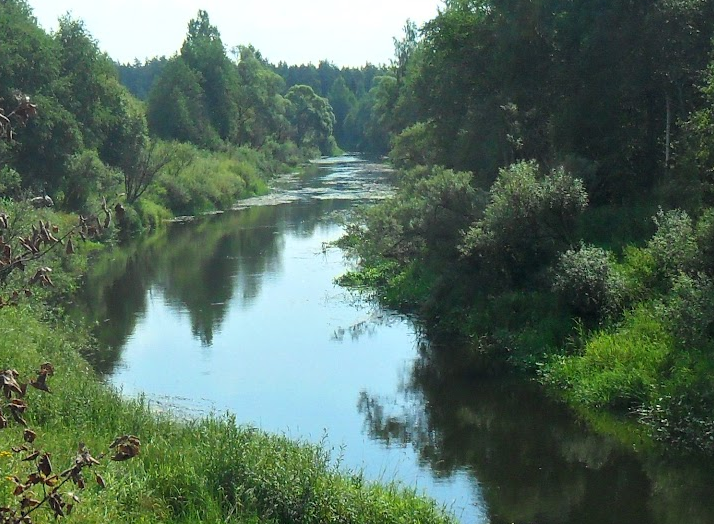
[461,161,588,284]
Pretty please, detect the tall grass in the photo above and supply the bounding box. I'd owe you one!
[542,306,673,410]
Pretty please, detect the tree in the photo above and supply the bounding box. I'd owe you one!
[122,140,192,204]
[147,57,218,147]
[233,45,290,147]
[180,10,238,141]
[285,85,336,155]
[461,160,588,285]
[327,77,357,148]
[54,16,122,151]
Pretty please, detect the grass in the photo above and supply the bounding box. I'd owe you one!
[541,306,673,410]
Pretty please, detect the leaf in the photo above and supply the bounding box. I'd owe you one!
[23,429,36,443]
[48,493,64,517]
[19,496,40,509]
[29,373,51,394]
[109,435,141,461]
[95,473,106,488]
[21,450,39,462]
[0,369,24,398]
[37,453,52,476]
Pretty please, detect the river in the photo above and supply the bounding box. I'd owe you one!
[77,156,714,524]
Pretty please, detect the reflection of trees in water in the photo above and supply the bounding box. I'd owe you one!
[80,198,350,371]
[331,311,399,342]
[358,341,714,524]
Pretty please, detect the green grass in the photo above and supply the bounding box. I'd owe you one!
[541,306,673,410]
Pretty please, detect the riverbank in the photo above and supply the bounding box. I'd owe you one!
[337,162,714,456]
[0,204,457,523]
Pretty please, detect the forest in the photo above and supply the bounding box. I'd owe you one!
[1,3,390,225]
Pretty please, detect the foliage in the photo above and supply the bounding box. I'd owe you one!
[542,307,673,410]
[658,272,714,351]
[150,145,269,215]
[389,121,439,170]
[645,208,699,282]
[461,160,588,284]
[343,166,483,265]
[62,151,122,211]
[116,57,168,101]
[285,85,336,155]
[552,243,626,320]
[0,364,140,523]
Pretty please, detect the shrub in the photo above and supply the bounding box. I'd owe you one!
[645,208,698,280]
[695,207,714,273]
[542,307,673,410]
[390,121,439,169]
[135,198,172,231]
[0,166,21,198]
[61,150,123,211]
[461,160,588,285]
[658,272,714,351]
[342,166,483,265]
[552,243,626,320]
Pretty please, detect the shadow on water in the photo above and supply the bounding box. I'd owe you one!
[358,339,714,524]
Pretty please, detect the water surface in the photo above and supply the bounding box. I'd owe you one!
[79,156,714,524]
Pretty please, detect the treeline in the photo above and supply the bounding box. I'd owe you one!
[0,2,342,224]
[119,48,406,154]
[340,0,714,453]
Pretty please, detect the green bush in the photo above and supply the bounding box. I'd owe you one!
[552,243,626,320]
[658,272,714,351]
[461,160,588,285]
[136,198,172,230]
[342,166,483,265]
[695,207,714,273]
[0,166,21,198]
[390,121,439,169]
[620,245,658,301]
[646,208,698,280]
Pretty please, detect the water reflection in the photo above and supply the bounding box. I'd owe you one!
[80,199,350,371]
[359,340,714,524]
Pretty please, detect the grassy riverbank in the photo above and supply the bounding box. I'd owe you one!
[0,206,456,524]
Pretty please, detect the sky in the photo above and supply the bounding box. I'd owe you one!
[27,0,443,67]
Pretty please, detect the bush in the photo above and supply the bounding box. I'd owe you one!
[136,198,172,231]
[390,121,439,169]
[552,243,626,320]
[0,166,21,198]
[645,208,698,280]
[695,207,714,273]
[461,160,588,285]
[542,307,673,410]
[658,272,714,351]
[342,166,483,265]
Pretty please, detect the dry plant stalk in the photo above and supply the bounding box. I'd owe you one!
[0,365,140,523]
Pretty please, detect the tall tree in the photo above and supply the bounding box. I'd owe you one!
[180,10,237,140]
[286,85,336,155]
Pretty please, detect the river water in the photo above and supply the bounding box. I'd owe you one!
[78,156,714,524]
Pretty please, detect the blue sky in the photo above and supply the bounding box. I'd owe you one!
[28,0,442,66]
